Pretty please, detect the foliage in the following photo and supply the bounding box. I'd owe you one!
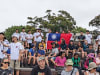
[89,14,100,28]
[72,26,86,34]
[27,10,76,33]
[4,25,36,41]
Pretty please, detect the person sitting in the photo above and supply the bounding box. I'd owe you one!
[84,53,96,70]
[55,52,66,74]
[55,40,59,48]
[48,42,59,65]
[66,40,76,56]
[96,51,100,72]
[85,44,95,57]
[31,57,52,75]
[61,59,79,75]
[60,39,67,51]
[0,58,13,75]
[39,40,46,51]
[76,41,84,58]
[85,62,99,75]
[72,53,81,69]
[28,45,36,66]
[83,40,89,52]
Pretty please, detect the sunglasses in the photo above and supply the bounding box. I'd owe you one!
[4,62,9,64]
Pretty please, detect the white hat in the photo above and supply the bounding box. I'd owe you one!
[88,62,97,70]
[12,34,19,39]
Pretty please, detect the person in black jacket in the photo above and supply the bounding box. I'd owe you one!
[31,57,52,75]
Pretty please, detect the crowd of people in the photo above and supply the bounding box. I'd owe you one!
[0,28,100,75]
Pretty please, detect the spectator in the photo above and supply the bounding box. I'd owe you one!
[19,28,27,42]
[72,53,81,69]
[33,29,43,50]
[85,44,95,57]
[67,40,76,56]
[68,30,74,41]
[28,45,36,66]
[94,39,99,54]
[55,51,66,74]
[61,59,79,75]
[2,34,23,75]
[83,40,89,51]
[78,31,85,46]
[97,45,100,54]
[85,30,92,44]
[76,42,84,58]
[31,57,52,75]
[96,51,100,72]
[60,39,67,51]
[85,62,99,75]
[25,30,33,49]
[0,58,13,75]
[84,53,96,69]
[12,29,19,39]
[55,40,59,48]
[97,33,100,45]
[39,40,46,51]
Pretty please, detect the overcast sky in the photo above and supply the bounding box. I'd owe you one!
[0,0,100,32]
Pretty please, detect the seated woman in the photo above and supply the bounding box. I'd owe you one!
[85,62,99,75]
[72,53,81,69]
[96,51,100,72]
[76,41,84,58]
[66,40,76,56]
[55,51,66,74]
[39,40,46,51]
[84,53,96,70]
[28,45,36,65]
[60,39,67,51]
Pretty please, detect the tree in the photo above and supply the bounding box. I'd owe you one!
[4,25,36,41]
[27,10,76,32]
[89,14,100,28]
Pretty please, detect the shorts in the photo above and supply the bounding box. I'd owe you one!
[51,57,56,60]
[10,60,20,70]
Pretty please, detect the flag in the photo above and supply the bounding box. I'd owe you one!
[47,33,72,49]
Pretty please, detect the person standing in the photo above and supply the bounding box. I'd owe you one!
[12,29,20,39]
[25,30,33,48]
[2,34,23,75]
[85,30,92,44]
[31,57,52,75]
[19,28,27,42]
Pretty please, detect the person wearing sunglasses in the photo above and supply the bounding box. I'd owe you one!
[0,58,13,75]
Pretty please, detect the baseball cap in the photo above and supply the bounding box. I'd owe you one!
[37,57,45,62]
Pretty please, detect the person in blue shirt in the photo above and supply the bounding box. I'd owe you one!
[37,45,45,57]
[28,45,36,65]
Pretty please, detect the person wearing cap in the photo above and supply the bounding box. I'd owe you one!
[61,59,79,75]
[84,53,96,69]
[85,62,99,75]
[31,57,52,75]
[2,34,23,75]
[28,45,36,66]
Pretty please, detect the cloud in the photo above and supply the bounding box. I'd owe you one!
[0,0,100,32]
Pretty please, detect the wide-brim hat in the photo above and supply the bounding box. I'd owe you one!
[88,62,97,70]
[65,59,73,66]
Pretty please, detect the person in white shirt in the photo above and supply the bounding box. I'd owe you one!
[25,30,33,48]
[19,28,27,42]
[12,29,20,39]
[97,33,100,45]
[68,30,74,41]
[33,29,43,50]
[45,29,52,50]
[2,34,23,75]
[85,30,92,44]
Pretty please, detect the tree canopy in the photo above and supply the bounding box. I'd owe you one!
[27,10,76,32]
[89,14,100,28]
